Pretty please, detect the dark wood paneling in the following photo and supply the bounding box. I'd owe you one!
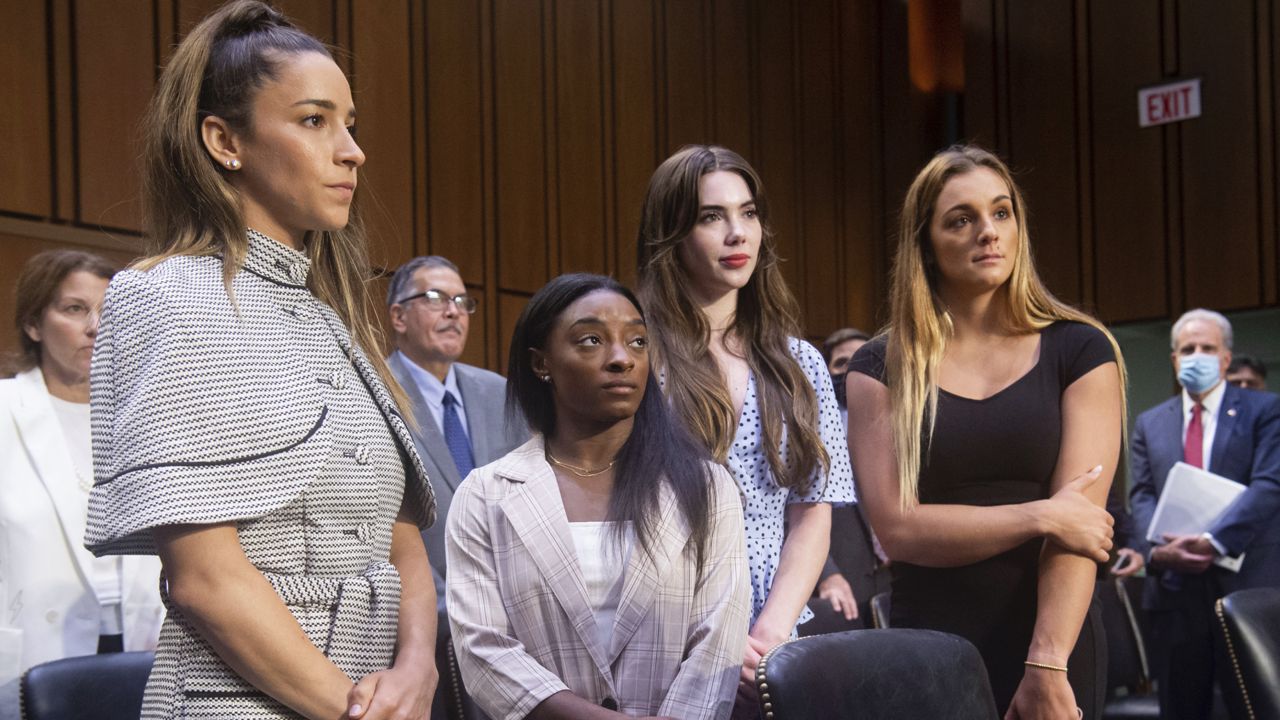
[458,287,488,369]
[1179,0,1261,311]
[554,0,608,276]
[351,0,415,270]
[1005,1,1081,304]
[610,0,658,288]
[74,0,154,232]
[797,0,841,334]
[424,0,486,278]
[709,0,753,155]
[662,0,709,150]
[0,2,51,218]
[839,0,884,332]
[1090,0,1167,321]
[493,0,550,293]
[497,291,531,375]
[754,0,801,291]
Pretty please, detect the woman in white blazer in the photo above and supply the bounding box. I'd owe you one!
[0,250,163,716]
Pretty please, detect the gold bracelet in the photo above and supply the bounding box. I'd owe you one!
[1024,660,1069,672]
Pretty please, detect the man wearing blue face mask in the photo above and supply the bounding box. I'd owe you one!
[1129,308,1280,720]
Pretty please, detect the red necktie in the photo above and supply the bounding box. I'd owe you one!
[1184,403,1204,468]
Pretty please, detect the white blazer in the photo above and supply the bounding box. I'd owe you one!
[0,368,163,685]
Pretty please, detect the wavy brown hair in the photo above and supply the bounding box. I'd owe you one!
[885,144,1128,510]
[636,145,828,490]
[10,250,116,374]
[136,0,404,407]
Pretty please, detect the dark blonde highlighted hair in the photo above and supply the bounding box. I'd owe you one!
[885,144,1128,509]
[137,0,403,406]
[637,145,828,490]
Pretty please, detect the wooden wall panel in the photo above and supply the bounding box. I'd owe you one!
[424,0,486,279]
[497,291,531,375]
[1,2,51,218]
[74,0,154,232]
[839,0,885,333]
[609,0,658,288]
[1004,1,1082,304]
[493,0,550,294]
[754,1,801,292]
[1091,0,1167,321]
[1179,0,1261,310]
[663,0,710,149]
[709,0,753,156]
[553,0,608,276]
[797,0,841,335]
[351,0,416,270]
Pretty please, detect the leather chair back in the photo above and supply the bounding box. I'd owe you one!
[754,628,998,720]
[20,651,153,720]
[1214,587,1280,720]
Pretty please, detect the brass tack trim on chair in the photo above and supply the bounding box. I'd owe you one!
[755,638,798,720]
[1214,597,1256,720]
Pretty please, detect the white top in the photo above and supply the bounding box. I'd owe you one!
[1181,379,1226,469]
[48,394,123,633]
[568,521,632,653]
[395,350,471,437]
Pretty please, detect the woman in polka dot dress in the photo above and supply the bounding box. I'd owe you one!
[635,145,855,714]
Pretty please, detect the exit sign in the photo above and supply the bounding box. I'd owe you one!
[1138,78,1202,128]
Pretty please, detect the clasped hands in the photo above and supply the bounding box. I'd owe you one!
[1150,533,1217,574]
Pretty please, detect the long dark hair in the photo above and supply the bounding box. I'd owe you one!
[637,145,828,491]
[508,273,714,572]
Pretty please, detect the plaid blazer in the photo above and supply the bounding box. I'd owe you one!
[446,436,749,720]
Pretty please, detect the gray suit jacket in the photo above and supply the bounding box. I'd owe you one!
[388,352,528,598]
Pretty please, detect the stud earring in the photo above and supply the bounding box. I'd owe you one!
[540,374,551,382]
[225,158,241,170]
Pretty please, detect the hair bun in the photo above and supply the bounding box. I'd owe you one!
[214,0,288,39]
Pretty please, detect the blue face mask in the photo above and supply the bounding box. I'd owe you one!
[1178,353,1221,394]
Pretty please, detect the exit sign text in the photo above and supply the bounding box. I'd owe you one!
[1138,78,1202,128]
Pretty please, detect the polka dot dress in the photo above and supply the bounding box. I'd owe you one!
[726,338,854,630]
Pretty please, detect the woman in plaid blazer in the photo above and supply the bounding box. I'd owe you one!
[447,274,750,720]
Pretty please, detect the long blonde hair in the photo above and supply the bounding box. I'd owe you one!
[137,0,404,408]
[637,145,829,490]
[886,145,1127,510]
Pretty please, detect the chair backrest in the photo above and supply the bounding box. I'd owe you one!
[754,628,998,720]
[1214,587,1280,720]
[20,651,153,720]
[869,592,891,630]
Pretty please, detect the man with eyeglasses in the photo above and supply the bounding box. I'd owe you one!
[386,256,529,608]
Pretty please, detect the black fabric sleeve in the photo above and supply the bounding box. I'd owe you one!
[1058,321,1117,386]
[847,335,888,385]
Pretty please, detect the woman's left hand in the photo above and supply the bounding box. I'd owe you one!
[1004,668,1079,720]
[347,662,438,720]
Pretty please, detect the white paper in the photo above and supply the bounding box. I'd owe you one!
[1146,461,1247,572]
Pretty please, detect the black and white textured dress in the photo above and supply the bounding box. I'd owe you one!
[85,231,436,719]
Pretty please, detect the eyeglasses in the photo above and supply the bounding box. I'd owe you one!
[397,289,478,314]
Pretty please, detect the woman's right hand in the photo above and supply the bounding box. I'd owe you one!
[1037,466,1113,562]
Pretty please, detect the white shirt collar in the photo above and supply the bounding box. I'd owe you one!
[1182,378,1227,418]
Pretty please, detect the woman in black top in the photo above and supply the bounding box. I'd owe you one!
[845,145,1126,720]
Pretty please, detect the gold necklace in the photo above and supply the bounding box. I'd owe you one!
[546,450,615,478]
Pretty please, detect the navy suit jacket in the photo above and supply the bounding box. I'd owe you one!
[1129,383,1280,609]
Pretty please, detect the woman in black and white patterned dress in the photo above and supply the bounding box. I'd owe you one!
[83,2,438,718]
